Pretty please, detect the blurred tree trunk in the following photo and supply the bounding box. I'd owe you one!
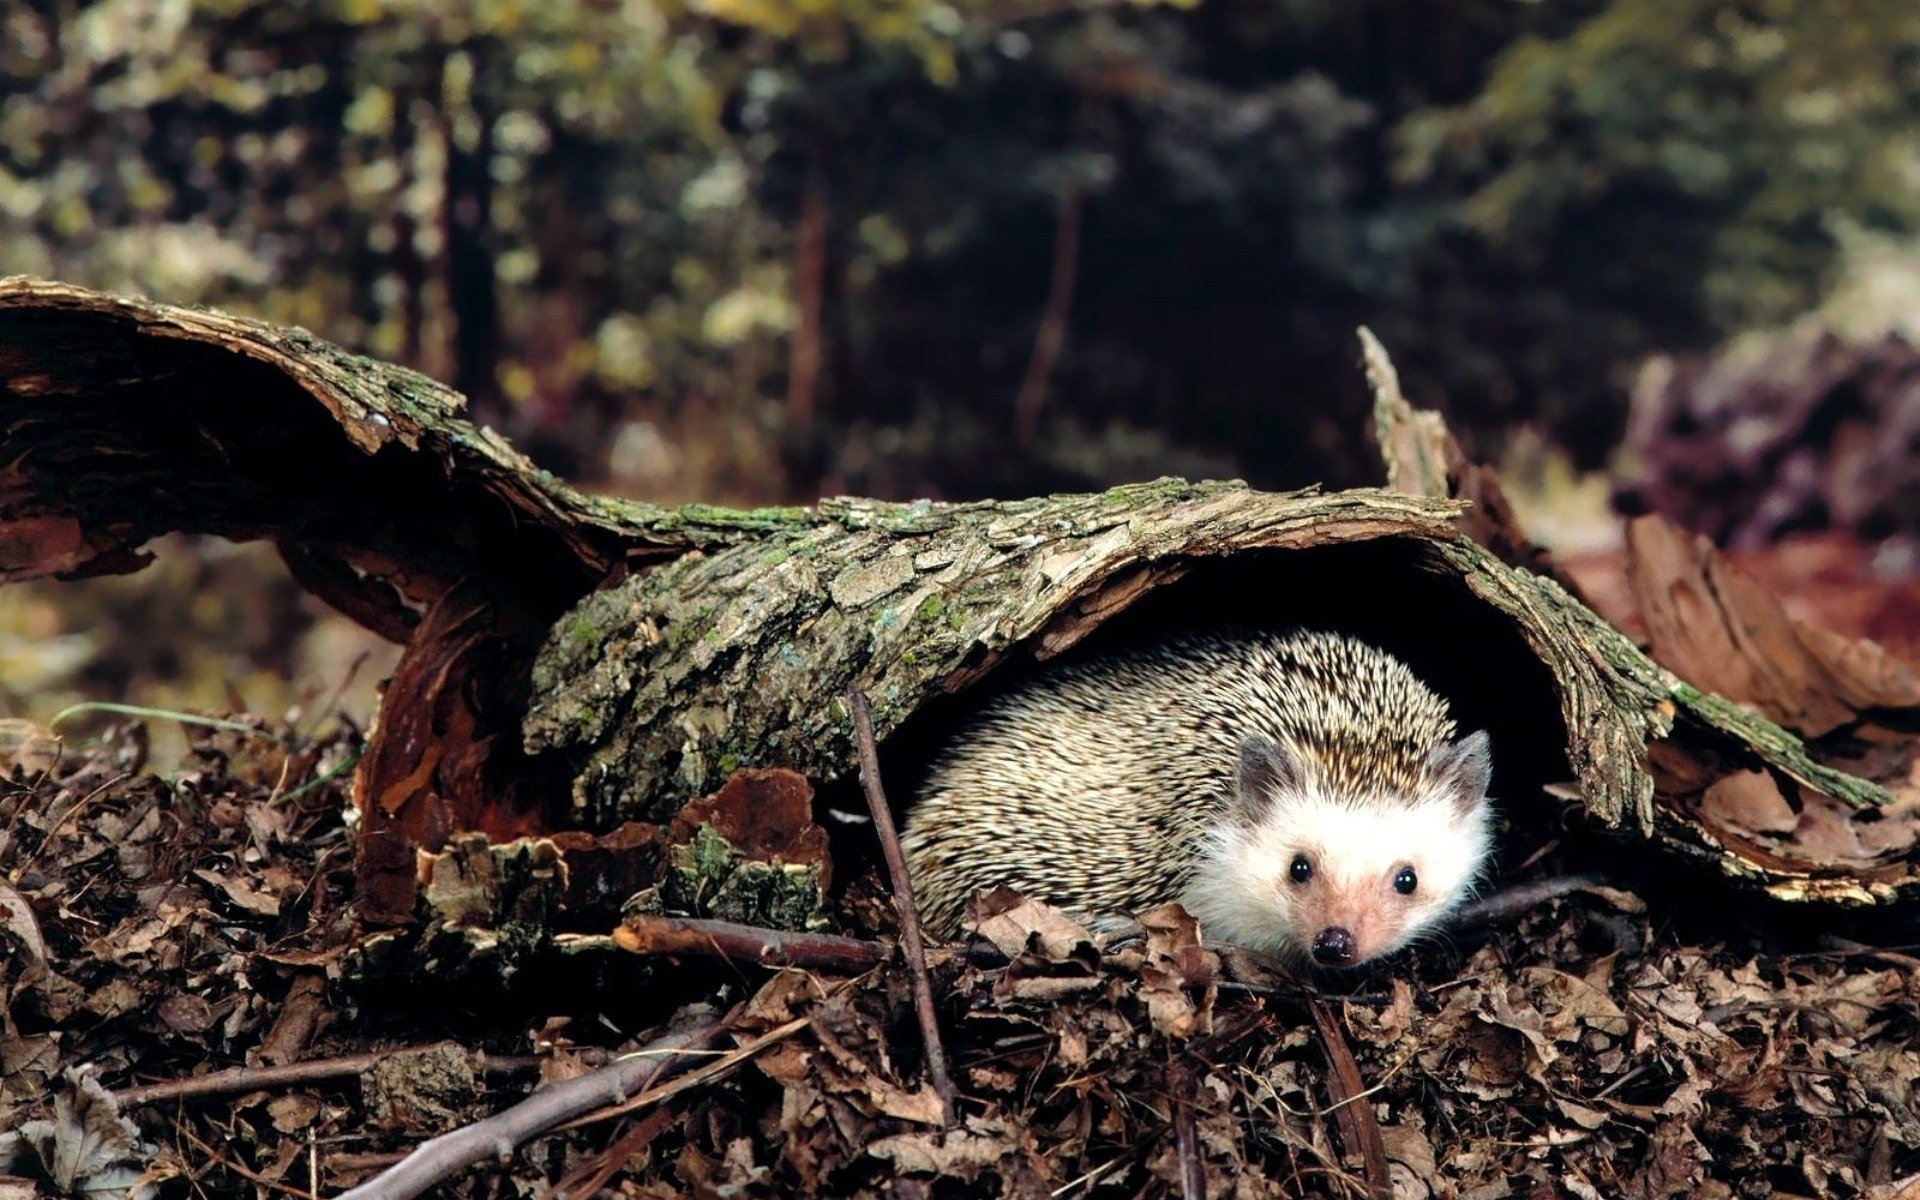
[444,42,501,424]
[786,147,828,431]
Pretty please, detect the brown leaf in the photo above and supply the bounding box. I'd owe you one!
[0,879,48,968]
[192,868,282,919]
[967,889,1096,963]
[1699,770,1799,839]
[1137,903,1215,1038]
[866,1119,1021,1180]
[156,992,218,1036]
[666,768,830,889]
[266,1095,322,1134]
[0,516,88,577]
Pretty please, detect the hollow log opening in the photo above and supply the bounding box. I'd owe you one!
[864,537,1576,868]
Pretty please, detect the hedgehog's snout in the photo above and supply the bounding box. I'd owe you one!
[1310,926,1357,967]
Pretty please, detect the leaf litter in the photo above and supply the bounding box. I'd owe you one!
[4,712,1920,1200]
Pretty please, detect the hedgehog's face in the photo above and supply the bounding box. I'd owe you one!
[1182,732,1495,967]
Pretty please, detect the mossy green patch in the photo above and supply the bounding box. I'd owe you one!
[629,822,828,930]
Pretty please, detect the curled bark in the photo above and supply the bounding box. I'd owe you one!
[0,277,1906,913]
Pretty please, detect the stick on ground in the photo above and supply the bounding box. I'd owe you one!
[331,1015,728,1200]
[1446,873,1623,932]
[113,1045,552,1109]
[612,913,889,973]
[846,685,959,1128]
[1309,998,1390,1200]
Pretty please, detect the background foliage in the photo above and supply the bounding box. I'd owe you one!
[6,0,1920,502]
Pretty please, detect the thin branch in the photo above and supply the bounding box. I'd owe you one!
[578,918,1012,974]
[1013,185,1084,443]
[1215,980,1392,1005]
[332,1016,729,1200]
[178,1122,318,1200]
[113,1045,552,1109]
[1167,1064,1205,1200]
[555,1015,809,1131]
[1444,873,1619,933]
[612,913,888,973]
[553,1104,679,1200]
[1308,999,1389,1200]
[846,685,959,1128]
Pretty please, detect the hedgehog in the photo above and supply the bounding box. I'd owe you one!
[900,629,1495,967]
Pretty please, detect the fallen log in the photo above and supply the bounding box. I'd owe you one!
[0,276,1908,930]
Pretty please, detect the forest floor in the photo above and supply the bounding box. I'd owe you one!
[2,664,1919,1199]
[4,495,1920,1198]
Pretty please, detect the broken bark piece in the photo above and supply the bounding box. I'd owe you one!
[1362,326,1589,600]
[665,768,831,891]
[1625,514,1920,737]
[628,769,831,930]
[0,276,806,922]
[528,478,1862,848]
[1621,514,1920,880]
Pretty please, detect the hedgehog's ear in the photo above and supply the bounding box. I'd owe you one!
[1237,735,1305,814]
[1428,730,1493,817]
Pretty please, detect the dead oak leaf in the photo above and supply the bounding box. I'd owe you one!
[1137,902,1215,1038]
[866,1118,1023,1181]
[192,868,282,919]
[968,889,1097,963]
[1518,967,1629,1044]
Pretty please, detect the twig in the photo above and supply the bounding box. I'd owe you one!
[1445,873,1621,932]
[1308,999,1389,1200]
[1167,1065,1205,1200]
[113,1044,546,1108]
[326,1016,729,1200]
[179,1121,319,1200]
[318,1153,407,1175]
[1051,1145,1147,1198]
[612,913,888,973]
[578,918,1016,974]
[846,685,959,1128]
[556,1015,809,1131]
[1215,980,1393,1005]
[553,1105,678,1200]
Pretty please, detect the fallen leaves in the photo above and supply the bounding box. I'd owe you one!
[9,524,1920,1195]
[7,724,1920,1200]
[0,1071,159,1197]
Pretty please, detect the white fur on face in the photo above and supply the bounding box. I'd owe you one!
[1181,784,1493,963]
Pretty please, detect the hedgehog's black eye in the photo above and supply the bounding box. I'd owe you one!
[1288,854,1313,885]
[1393,866,1418,895]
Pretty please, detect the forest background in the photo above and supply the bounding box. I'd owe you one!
[6,0,1920,728]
